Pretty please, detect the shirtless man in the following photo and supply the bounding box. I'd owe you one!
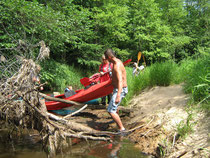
[104,49,128,131]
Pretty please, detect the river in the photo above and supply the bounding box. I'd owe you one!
[0,129,148,158]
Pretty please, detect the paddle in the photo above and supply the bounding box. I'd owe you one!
[123,59,132,66]
[137,51,142,65]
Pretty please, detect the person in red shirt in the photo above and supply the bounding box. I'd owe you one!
[99,55,113,105]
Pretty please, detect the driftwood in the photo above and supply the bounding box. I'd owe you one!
[0,41,112,157]
[40,92,133,114]
[64,104,88,118]
[39,93,85,106]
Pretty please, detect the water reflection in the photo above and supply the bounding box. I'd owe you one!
[89,141,122,158]
[87,136,148,158]
[0,130,148,158]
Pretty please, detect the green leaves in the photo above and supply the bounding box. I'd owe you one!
[40,59,83,91]
[0,0,209,70]
[93,1,130,48]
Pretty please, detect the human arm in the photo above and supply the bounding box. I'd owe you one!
[99,64,105,76]
[100,72,105,75]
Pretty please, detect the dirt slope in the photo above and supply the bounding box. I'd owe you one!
[75,84,209,157]
[125,84,210,157]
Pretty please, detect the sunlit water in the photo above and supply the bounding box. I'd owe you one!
[0,131,148,158]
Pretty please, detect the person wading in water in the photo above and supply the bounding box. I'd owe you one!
[104,48,128,132]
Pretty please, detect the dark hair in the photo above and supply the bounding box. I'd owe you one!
[104,48,115,58]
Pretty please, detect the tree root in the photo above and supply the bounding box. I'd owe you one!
[0,44,112,156]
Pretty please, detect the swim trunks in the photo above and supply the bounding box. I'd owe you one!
[107,87,128,113]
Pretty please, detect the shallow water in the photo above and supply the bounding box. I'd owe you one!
[0,131,148,158]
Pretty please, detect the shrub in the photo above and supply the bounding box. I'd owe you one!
[149,61,175,86]
[183,56,209,105]
[40,60,84,92]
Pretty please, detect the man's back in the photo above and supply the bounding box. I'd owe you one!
[111,58,127,88]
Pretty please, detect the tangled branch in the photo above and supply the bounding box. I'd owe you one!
[0,41,111,157]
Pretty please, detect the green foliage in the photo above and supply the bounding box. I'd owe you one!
[40,60,84,92]
[183,55,210,105]
[184,0,210,45]
[127,0,175,62]
[118,54,210,112]
[149,61,175,86]
[1,0,209,68]
[173,57,196,83]
[157,144,166,157]
[92,0,130,59]
[0,0,101,69]
[1,0,63,49]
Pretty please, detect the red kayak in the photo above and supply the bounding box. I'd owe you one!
[45,59,132,110]
[46,79,113,110]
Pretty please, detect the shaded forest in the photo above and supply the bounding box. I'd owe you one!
[1,0,209,67]
[0,1,209,157]
[0,0,209,91]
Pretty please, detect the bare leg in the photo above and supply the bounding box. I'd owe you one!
[109,112,125,131]
[101,96,106,105]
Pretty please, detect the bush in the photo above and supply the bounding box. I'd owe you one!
[183,56,210,105]
[40,60,84,92]
[176,58,197,83]
[149,61,175,86]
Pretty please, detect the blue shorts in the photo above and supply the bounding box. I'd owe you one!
[107,87,128,113]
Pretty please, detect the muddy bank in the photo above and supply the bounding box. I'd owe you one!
[74,84,209,157]
[2,84,208,157]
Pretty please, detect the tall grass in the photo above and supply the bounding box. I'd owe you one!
[123,60,179,106]
[40,60,84,92]
[149,61,177,86]
[122,66,150,105]
[123,55,209,112]
[182,56,210,111]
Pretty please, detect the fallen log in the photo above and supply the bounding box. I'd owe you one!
[39,93,134,114]
[39,93,84,106]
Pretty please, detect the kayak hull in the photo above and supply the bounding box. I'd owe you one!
[45,59,132,111]
[45,79,113,110]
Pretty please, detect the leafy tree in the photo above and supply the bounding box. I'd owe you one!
[92,0,130,60]
[38,0,102,68]
[0,0,102,71]
[0,0,70,58]
[184,0,210,55]
[155,0,192,61]
[127,0,174,63]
